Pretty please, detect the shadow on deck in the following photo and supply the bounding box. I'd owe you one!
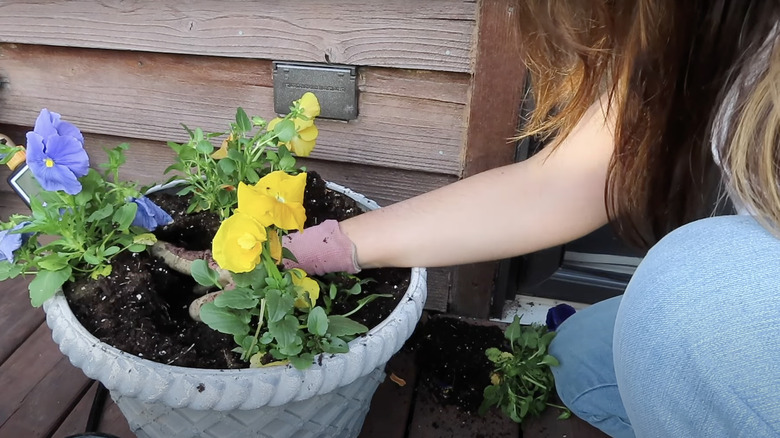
[1,276,608,438]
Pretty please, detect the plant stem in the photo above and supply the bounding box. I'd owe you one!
[521,375,548,390]
[243,298,266,361]
[546,402,568,410]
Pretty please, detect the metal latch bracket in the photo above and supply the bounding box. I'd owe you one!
[272,61,358,121]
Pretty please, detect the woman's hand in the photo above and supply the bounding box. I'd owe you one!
[281,219,360,276]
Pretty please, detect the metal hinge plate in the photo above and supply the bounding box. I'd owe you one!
[272,62,358,121]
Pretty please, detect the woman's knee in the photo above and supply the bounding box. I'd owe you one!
[614,215,780,436]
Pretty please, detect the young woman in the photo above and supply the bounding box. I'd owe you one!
[284,1,780,436]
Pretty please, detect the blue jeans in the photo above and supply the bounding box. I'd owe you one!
[549,216,780,437]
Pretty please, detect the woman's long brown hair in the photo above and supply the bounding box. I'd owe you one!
[517,1,780,248]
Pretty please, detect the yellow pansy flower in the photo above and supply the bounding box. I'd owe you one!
[298,92,321,119]
[290,268,320,308]
[267,117,319,157]
[237,171,307,231]
[267,229,282,264]
[211,134,235,160]
[212,210,267,273]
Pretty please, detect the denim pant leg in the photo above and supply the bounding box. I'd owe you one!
[614,215,780,437]
[550,295,635,438]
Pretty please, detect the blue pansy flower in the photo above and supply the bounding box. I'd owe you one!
[131,196,174,231]
[26,109,89,195]
[545,303,577,331]
[32,108,85,146]
[0,222,32,263]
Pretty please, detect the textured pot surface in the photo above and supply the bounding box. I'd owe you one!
[44,182,427,438]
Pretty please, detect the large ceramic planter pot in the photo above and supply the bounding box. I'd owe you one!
[43,182,427,438]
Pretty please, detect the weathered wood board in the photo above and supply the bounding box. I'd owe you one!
[0,44,469,175]
[0,0,476,73]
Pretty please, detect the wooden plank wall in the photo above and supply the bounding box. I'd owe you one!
[0,0,526,316]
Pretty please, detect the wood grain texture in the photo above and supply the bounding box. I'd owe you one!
[51,382,99,438]
[0,123,458,206]
[450,0,527,318]
[358,350,418,438]
[0,323,81,426]
[0,277,41,367]
[0,355,91,437]
[54,382,135,438]
[0,44,468,175]
[0,0,476,73]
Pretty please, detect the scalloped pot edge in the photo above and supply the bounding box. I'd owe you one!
[42,181,427,410]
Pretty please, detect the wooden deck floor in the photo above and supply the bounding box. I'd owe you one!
[1,276,608,438]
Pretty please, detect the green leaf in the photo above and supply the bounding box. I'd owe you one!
[176,186,194,196]
[113,203,138,230]
[133,233,158,246]
[326,315,368,337]
[214,288,259,309]
[323,336,348,354]
[127,244,147,253]
[227,148,244,162]
[199,303,250,336]
[485,347,502,362]
[29,267,72,307]
[0,261,23,281]
[539,354,560,367]
[191,259,221,287]
[522,331,539,349]
[557,409,572,420]
[482,385,501,405]
[540,330,556,347]
[278,154,296,170]
[352,293,392,311]
[269,314,300,347]
[277,337,303,357]
[103,246,121,257]
[245,167,260,183]
[195,140,214,154]
[87,205,114,222]
[289,353,314,370]
[91,264,112,279]
[167,141,184,154]
[36,254,70,272]
[164,163,183,174]
[232,266,267,288]
[265,289,294,323]
[328,283,338,300]
[273,119,297,143]
[82,249,101,265]
[281,247,298,263]
[218,157,237,175]
[235,107,252,133]
[307,306,328,336]
[346,283,362,295]
[505,315,523,344]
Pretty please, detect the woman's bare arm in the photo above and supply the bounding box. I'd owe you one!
[341,98,616,269]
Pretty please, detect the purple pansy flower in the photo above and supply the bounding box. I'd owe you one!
[131,196,174,231]
[0,222,32,263]
[32,108,85,146]
[545,303,577,331]
[26,109,89,195]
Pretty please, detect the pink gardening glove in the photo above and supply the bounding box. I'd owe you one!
[282,219,360,276]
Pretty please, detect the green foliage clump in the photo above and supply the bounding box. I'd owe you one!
[479,316,571,423]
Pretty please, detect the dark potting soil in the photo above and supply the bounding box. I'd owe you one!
[413,316,507,413]
[64,172,409,369]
